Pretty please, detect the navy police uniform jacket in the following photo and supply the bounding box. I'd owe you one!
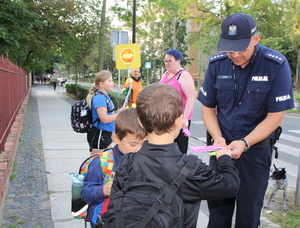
[198,44,294,141]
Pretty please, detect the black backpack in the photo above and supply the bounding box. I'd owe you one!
[99,153,198,228]
[70,91,113,133]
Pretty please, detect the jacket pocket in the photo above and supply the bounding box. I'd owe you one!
[246,83,271,112]
[215,79,235,108]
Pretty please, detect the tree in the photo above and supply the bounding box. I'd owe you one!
[1,0,114,74]
[0,0,37,56]
[5,0,82,72]
[283,0,300,91]
[99,0,107,71]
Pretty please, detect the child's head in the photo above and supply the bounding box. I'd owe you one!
[136,83,183,135]
[94,70,112,85]
[113,108,147,154]
[86,70,113,107]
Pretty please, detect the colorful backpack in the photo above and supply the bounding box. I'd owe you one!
[71,149,114,220]
[70,91,113,133]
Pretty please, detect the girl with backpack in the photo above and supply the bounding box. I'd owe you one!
[86,70,125,155]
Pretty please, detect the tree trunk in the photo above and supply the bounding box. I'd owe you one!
[296,46,300,93]
[99,0,107,71]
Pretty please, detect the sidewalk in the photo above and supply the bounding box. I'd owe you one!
[1,84,280,228]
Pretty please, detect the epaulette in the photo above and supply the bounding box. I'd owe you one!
[264,51,285,64]
[209,53,227,63]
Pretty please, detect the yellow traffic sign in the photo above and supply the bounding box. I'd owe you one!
[115,43,140,70]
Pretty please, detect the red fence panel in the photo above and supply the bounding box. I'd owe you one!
[0,56,28,151]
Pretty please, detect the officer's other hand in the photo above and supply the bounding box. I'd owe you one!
[228,140,244,159]
[213,137,226,147]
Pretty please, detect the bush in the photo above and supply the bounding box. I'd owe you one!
[65,84,125,109]
[65,84,88,100]
[109,92,125,110]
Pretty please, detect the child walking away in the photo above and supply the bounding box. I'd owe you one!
[101,83,240,228]
[81,108,147,228]
[86,70,125,155]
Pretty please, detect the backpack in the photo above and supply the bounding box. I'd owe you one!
[70,91,113,133]
[99,153,198,228]
[70,149,114,221]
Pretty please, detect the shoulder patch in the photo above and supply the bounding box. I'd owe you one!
[264,51,285,64]
[209,53,227,63]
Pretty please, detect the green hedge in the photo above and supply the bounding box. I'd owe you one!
[65,84,125,109]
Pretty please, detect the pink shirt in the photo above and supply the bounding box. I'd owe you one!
[159,70,193,120]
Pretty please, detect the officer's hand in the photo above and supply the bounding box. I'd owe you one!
[213,137,226,147]
[228,140,244,159]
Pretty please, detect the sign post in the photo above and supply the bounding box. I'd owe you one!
[111,31,128,95]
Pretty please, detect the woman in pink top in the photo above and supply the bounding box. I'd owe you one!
[159,49,195,154]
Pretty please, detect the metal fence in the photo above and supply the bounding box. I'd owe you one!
[0,56,28,151]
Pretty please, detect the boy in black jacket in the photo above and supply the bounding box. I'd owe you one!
[108,83,240,227]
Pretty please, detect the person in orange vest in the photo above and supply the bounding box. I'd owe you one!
[122,69,143,108]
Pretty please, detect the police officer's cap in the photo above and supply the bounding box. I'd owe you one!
[217,13,256,52]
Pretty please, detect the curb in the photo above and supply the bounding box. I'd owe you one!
[0,90,30,224]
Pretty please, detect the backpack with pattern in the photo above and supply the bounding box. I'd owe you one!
[70,149,114,220]
[70,91,113,133]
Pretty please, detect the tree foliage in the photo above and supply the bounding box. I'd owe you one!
[0,0,111,74]
[0,0,37,56]
[0,0,298,80]
[192,0,299,77]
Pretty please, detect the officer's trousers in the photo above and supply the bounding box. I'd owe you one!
[207,146,272,228]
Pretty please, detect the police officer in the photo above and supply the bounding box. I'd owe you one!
[197,13,294,228]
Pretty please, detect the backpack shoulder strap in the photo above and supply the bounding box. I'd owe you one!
[139,154,198,227]
[91,91,114,125]
[79,154,101,175]
[114,153,135,228]
[94,91,115,113]
[118,153,135,189]
[100,149,115,183]
[171,154,198,191]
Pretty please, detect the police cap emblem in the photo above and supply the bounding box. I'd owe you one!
[228,24,237,36]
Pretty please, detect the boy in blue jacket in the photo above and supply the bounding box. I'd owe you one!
[81,108,147,227]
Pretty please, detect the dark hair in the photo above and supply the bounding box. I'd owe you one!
[136,83,182,135]
[115,108,147,141]
[165,49,183,62]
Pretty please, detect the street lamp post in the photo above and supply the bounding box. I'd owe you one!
[132,0,136,43]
